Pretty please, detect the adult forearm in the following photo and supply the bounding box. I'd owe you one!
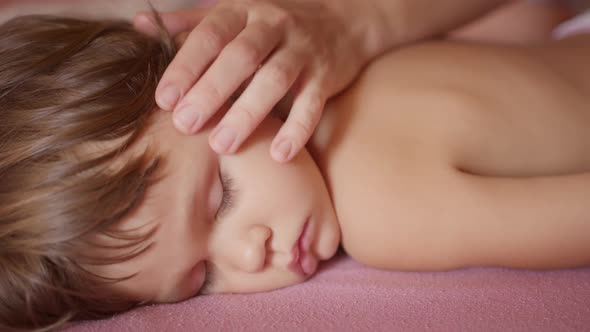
[365,0,510,56]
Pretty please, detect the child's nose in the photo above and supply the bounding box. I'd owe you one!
[232,225,272,273]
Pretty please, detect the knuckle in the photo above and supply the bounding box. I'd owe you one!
[306,94,324,119]
[291,118,314,143]
[232,102,261,128]
[197,26,226,54]
[264,63,294,91]
[274,11,291,26]
[271,7,295,28]
[173,62,202,86]
[292,96,324,139]
[231,39,262,69]
[194,81,223,108]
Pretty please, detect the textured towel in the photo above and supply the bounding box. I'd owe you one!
[64,253,590,332]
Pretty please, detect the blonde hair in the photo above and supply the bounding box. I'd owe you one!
[0,14,175,331]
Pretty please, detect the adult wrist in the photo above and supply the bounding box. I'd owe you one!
[323,0,400,66]
[360,0,402,61]
[387,0,510,44]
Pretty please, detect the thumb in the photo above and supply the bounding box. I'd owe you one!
[133,8,210,37]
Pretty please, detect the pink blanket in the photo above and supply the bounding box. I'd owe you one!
[65,253,590,331]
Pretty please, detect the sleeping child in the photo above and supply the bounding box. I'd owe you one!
[1,7,589,331]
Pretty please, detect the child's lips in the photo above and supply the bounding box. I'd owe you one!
[288,219,316,277]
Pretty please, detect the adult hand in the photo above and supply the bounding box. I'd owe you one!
[134,0,391,162]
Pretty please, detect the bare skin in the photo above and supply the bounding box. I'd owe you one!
[309,34,590,271]
[450,0,572,43]
[86,6,590,304]
[136,0,513,163]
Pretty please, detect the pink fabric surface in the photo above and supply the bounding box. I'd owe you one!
[64,253,590,331]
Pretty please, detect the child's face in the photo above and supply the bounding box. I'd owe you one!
[92,106,341,303]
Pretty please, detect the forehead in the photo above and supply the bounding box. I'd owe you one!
[85,110,216,298]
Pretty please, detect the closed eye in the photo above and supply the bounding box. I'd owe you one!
[215,171,236,219]
[199,172,236,295]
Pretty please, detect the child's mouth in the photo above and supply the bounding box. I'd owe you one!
[288,219,317,277]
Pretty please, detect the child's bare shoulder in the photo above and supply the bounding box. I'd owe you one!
[313,38,590,271]
[313,46,491,270]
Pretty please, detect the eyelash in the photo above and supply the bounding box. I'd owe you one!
[216,172,235,219]
[201,172,235,294]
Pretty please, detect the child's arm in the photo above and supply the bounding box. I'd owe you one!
[450,37,590,269]
[328,35,590,272]
[451,172,590,269]
[344,170,590,271]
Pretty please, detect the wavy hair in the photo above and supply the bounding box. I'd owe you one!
[0,13,175,331]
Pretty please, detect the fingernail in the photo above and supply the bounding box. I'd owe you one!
[211,127,237,153]
[158,85,180,110]
[174,104,200,134]
[272,138,292,162]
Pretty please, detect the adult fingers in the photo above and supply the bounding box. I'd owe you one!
[172,21,282,134]
[208,48,306,154]
[270,77,326,163]
[133,8,209,37]
[155,8,247,111]
[174,32,190,47]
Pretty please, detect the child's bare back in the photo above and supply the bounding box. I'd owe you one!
[311,35,590,271]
